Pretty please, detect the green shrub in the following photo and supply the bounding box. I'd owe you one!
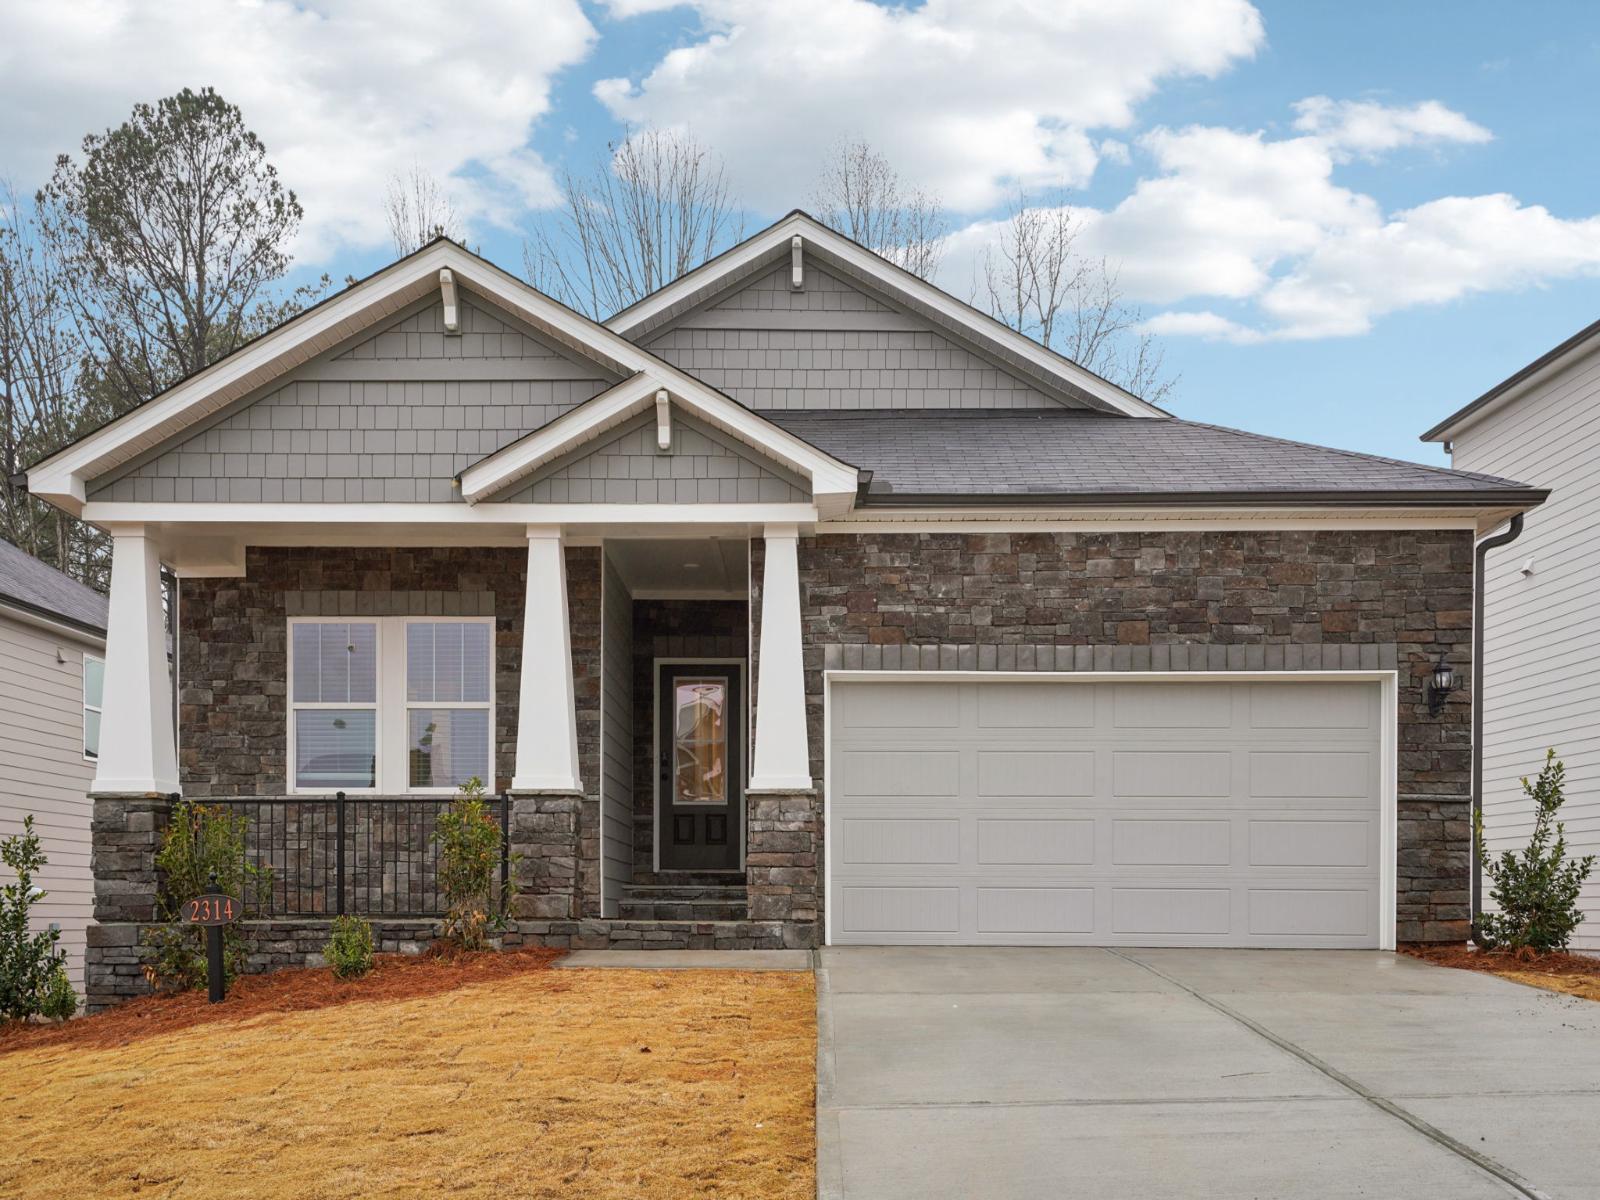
[324,915,374,979]
[1476,749,1596,952]
[433,777,516,950]
[40,965,78,1021]
[0,815,75,1021]
[145,800,272,992]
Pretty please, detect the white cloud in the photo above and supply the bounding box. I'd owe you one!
[943,101,1600,344]
[1291,96,1492,159]
[0,1,597,260]
[595,0,1265,212]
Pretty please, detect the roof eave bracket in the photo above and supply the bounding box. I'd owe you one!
[790,235,804,291]
[439,269,460,335]
[655,389,672,452]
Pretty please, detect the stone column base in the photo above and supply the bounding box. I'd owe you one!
[745,787,818,925]
[508,791,583,920]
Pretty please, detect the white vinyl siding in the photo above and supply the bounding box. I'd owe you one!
[0,613,102,993]
[287,617,493,794]
[1451,342,1600,948]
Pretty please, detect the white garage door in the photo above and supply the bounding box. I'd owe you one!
[828,678,1386,948]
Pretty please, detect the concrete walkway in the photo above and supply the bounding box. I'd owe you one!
[817,947,1600,1199]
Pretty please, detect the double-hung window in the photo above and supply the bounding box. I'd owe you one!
[83,654,105,760]
[288,617,493,793]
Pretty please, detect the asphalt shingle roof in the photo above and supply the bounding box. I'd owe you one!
[763,410,1541,503]
[0,539,108,635]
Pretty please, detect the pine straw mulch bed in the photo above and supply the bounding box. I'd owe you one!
[0,950,817,1200]
[1400,942,1600,1002]
[0,944,565,1055]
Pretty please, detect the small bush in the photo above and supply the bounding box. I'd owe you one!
[1477,749,1597,952]
[324,916,374,979]
[145,800,272,992]
[434,777,516,950]
[40,965,77,1021]
[0,815,75,1021]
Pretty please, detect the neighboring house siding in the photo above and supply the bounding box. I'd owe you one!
[88,298,617,503]
[1450,343,1600,948]
[500,410,810,504]
[0,613,98,993]
[642,265,1061,411]
[600,555,634,917]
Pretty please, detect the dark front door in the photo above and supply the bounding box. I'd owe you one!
[657,662,742,871]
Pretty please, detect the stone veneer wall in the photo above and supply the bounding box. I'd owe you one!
[86,546,606,1009]
[794,530,1476,944]
[629,598,748,879]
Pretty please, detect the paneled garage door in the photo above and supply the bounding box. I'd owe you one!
[827,678,1386,948]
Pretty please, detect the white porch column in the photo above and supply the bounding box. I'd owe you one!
[511,526,582,792]
[750,524,813,791]
[93,527,178,795]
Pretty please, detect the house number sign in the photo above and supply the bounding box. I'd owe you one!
[181,894,240,926]
[182,878,240,1003]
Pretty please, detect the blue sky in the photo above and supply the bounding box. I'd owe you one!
[6,1,1599,465]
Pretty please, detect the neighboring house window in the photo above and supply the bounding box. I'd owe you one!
[287,617,493,794]
[83,655,105,760]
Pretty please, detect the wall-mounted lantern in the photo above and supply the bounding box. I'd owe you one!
[1427,652,1455,717]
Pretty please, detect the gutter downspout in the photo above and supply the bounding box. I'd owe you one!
[1471,513,1525,944]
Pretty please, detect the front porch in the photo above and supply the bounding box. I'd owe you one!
[84,524,819,1008]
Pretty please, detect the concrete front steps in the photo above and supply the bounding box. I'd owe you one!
[512,916,814,951]
[616,883,749,922]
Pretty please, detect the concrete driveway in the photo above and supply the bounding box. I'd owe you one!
[816,947,1600,1200]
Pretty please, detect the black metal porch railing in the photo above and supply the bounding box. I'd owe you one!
[199,793,510,919]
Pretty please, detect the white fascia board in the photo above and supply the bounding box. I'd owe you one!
[457,372,859,511]
[606,212,1164,420]
[81,500,820,527]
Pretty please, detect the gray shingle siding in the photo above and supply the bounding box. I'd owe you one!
[707,264,891,313]
[498,410,810,504]
[642,266,1058,411]
[334,295,581,363]
[88,297,617,503]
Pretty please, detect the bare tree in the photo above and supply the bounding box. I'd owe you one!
[37,87,312,413]
[524,128,744,319]
[384,163,460,256]
[979,192,1175,405]
[810,140,947,281]
[0,183,102,581]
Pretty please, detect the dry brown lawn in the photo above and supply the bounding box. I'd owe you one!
[0,965,816,1199]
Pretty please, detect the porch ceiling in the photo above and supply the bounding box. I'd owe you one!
[607,536,748,599]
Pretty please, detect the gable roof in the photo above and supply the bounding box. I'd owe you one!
[0,539,108,638]
[24,237,851,516]
[1422,316,1600,443]
[764,410,1548,508]
[458,373,859,513]
[606,210,1166,419]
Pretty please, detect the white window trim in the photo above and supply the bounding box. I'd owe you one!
[287,616,495,796]
[83,653,104,762]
